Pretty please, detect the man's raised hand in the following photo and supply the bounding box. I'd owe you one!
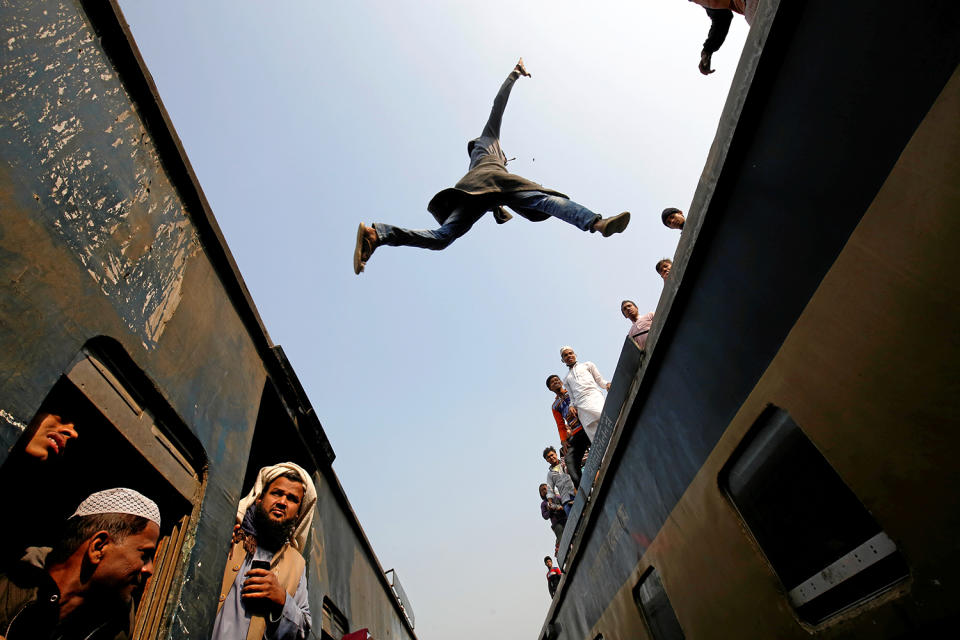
[515,57,531,78]
[699,50,715,75]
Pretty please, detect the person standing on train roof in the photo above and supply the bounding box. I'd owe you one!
[621,300,655,350]
[560,346,610,442]
[543,447,576,517]
[544,556,562,598]
[546,374,590,488]
[656,258,672,280]
[540,483,567,544]
[213,463,316,640]
[687,0,757,76]
[662,207,685,230]
[352,57,631,274]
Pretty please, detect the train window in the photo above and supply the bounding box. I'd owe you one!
[321,596,349,640]
[633,567,686,640]
[720,406,908,624]
[0,343,205,639]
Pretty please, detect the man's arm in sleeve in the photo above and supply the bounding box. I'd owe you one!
[700,8,733,75]
[703,8,733,53]
[480,69,521,141]
[587,362,609,389]
[267,567,311,640]
[552,407,567,440]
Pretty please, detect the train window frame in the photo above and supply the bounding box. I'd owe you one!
[0,341,207,639]
[633,567,686,640]
[719,405,908,625]
[321,596,349,640]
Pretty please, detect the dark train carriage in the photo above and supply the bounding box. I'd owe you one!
[0,1,415,638]
[543,1,960,638]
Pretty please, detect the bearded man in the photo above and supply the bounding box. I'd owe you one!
[213,463,317,640]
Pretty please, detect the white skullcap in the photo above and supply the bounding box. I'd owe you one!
[70,488,161,527]
[560,346,574,356]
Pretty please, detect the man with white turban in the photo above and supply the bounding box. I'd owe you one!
[213,463,316,640]
[0,487,161,639]
[560,346,611,442]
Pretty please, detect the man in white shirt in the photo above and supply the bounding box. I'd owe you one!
[560,346,610,442]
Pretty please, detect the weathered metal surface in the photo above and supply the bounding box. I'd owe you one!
[0,1,415,638]
[542,0,960,637]
[1,0,199,350]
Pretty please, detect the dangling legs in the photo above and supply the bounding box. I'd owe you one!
[353,205,486,273]
[502,191,630,237]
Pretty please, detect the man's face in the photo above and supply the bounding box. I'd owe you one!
[547,377,562,394]
[24,412,78,460]
[93,521,160,603]
[666,212,685,230]
[545,558,553,569]
[545,450,559,466]
[258,476,305,527]
[621,302,638,321]
[561,349,577,367]
[539,485,548,499]
[658,262,672,279]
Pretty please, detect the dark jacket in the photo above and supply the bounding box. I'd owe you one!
[427,70,566,225]
[0,553,132,640]
[703,8,733,54]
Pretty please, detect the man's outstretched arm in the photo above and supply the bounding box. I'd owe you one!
[700,8,733,75]
[480,58,531,141]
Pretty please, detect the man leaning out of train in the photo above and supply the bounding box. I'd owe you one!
[212,462,317,640]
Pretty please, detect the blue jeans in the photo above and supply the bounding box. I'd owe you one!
[374,191,601,250]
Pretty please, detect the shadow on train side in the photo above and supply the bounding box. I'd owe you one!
[543,0,960,638]
[0,1,415,638]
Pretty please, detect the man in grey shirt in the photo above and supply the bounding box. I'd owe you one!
[353,58,631,274]
[543,446,576,516]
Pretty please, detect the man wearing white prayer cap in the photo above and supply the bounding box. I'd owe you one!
[0,487,161,639]
[213,462,316,640]
[560,346,611,442]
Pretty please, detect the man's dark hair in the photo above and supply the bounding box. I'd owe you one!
[661,207,681,225]
[538,483,548,496]
[655,258,672,275]
[544,556,552,563]
[621,299,636,308]
[49,513,151,564]
[542,446,557,460]
[545,375,561,389]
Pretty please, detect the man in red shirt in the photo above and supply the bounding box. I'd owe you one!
[546,374,590,488]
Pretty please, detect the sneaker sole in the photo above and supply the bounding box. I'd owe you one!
[601,211,631,237]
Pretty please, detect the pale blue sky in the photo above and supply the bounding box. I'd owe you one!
[115,1,746,637]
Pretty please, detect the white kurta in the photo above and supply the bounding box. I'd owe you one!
[563,361,609,441]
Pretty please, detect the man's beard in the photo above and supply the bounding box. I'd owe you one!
[253,502,297,552]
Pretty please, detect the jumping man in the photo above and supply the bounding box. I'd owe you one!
[353,58,631,273]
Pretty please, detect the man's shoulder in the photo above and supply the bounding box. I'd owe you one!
[0,564,45,628]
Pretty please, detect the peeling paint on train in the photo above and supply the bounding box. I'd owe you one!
[1,2,199,349]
